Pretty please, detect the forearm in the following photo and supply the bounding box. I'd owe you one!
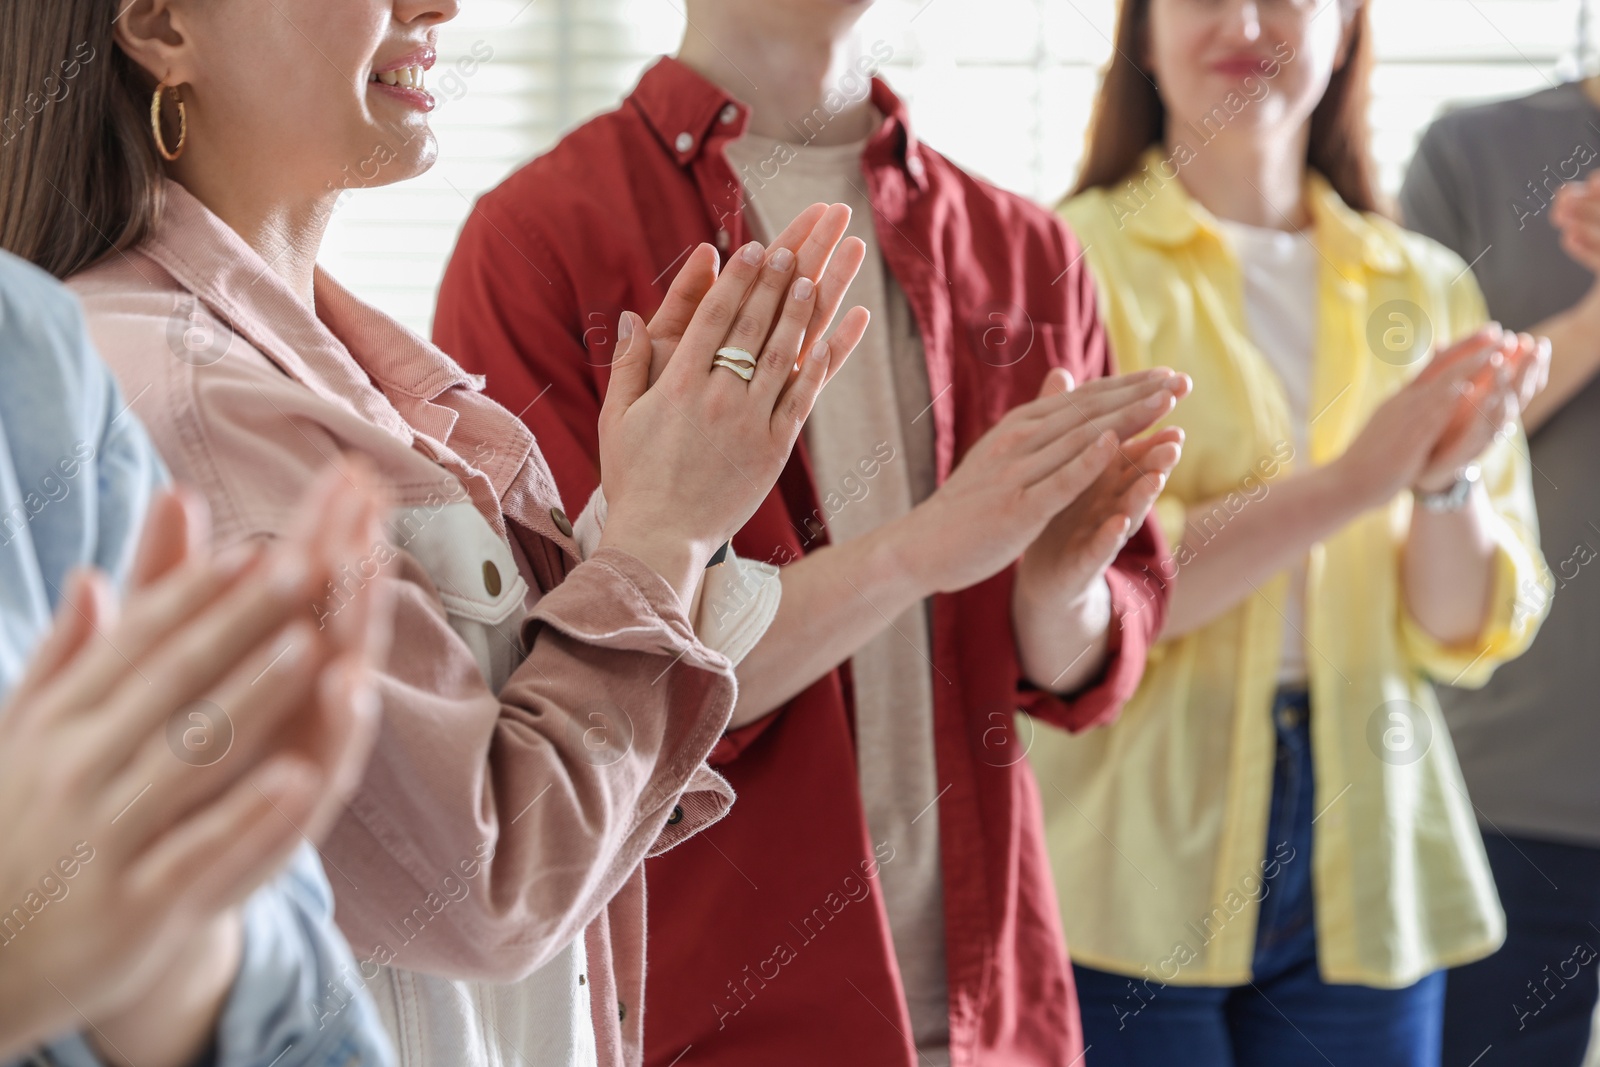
[1521,283,1600,432]
[1164,464,1363,638]
[730,514,929,728]
[1402,483,1499,646]
[1012,575,1112,694]
[88,911,242,1067]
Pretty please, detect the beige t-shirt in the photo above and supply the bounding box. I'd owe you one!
[725,127,948,1062]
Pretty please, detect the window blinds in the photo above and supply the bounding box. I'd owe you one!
[319,0,1588,336]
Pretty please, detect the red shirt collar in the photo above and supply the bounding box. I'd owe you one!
[627,55,929,193]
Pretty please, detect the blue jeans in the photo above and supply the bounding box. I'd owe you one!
[1074,690,1446,1067]
[1442,831,1600,1066]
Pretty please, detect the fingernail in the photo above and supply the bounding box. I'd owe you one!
[810,341,830,368]
[618,313,634,342]
[793,277,814,301]
[740,241,764,265]
[769,247,794,272]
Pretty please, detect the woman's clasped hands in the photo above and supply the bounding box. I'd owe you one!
[597,203,870,604]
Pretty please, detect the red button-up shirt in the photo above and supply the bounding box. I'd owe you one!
[435,56,1168,1067]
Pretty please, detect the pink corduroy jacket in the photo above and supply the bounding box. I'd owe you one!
[70,180,737,1067]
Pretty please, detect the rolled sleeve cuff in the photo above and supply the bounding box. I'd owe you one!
[571,489,780,667]
[1021,564,1156,732]
[524,547,733,676]
[645,763,737,857]
[1403,524,1551,689]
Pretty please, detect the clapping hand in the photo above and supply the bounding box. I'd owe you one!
[0,464,394,1062]
[1413,326,1548,492]
[1017,368,1187,599]
[597,211,871,605]
[1551,172,1600,274]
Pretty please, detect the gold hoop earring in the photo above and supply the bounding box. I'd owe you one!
[150,82,187,161]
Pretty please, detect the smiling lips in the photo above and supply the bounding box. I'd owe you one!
[1213,56,1272,79]
[370,48,437,111]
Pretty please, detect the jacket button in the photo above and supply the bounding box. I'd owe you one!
[667,804,684,826]
[578,974,586,986]
[482,560,502,597]
[551,506,573,538]
[719,104,738,125]
[675,131,694,153]
[618,1001,627,1023]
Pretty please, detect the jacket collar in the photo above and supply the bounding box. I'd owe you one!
[139,179,540,534]
[140,180,484,446]
[628,55,929,193]
[1116,146,1403,275]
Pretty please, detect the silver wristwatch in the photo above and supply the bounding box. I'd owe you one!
[1414,462,1482,512]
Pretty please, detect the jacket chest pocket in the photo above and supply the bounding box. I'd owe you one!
[390,500,530,691]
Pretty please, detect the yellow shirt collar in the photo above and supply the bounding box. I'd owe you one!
[1115,146,1403,275]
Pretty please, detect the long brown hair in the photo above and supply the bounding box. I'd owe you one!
[0,1,167,279]
[1072,0,1379,214]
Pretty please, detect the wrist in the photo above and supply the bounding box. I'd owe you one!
[597,520,709,608]
[1575,280,1600,330]
[1014,572,1113,692]
[866,511,938,608]
[1322,453,1390,514]
[92,910,243,1067]
[1014,535,1109,611]
[1412,462,1483,511]
[882,502,956,597]
[1412,468,1463,495]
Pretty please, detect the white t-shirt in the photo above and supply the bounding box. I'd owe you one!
[1218,219,1319,685]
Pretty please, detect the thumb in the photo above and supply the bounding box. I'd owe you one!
[603,312,650,415]
[1039,367,1075,399]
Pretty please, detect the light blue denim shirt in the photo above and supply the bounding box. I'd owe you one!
[0,250,394,1067]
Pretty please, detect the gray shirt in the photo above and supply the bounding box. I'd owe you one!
[1401,81,1600,848]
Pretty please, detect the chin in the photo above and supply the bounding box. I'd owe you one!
[331,134,438,193]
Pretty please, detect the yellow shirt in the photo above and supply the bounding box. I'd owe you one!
[1029,149,1553,988]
